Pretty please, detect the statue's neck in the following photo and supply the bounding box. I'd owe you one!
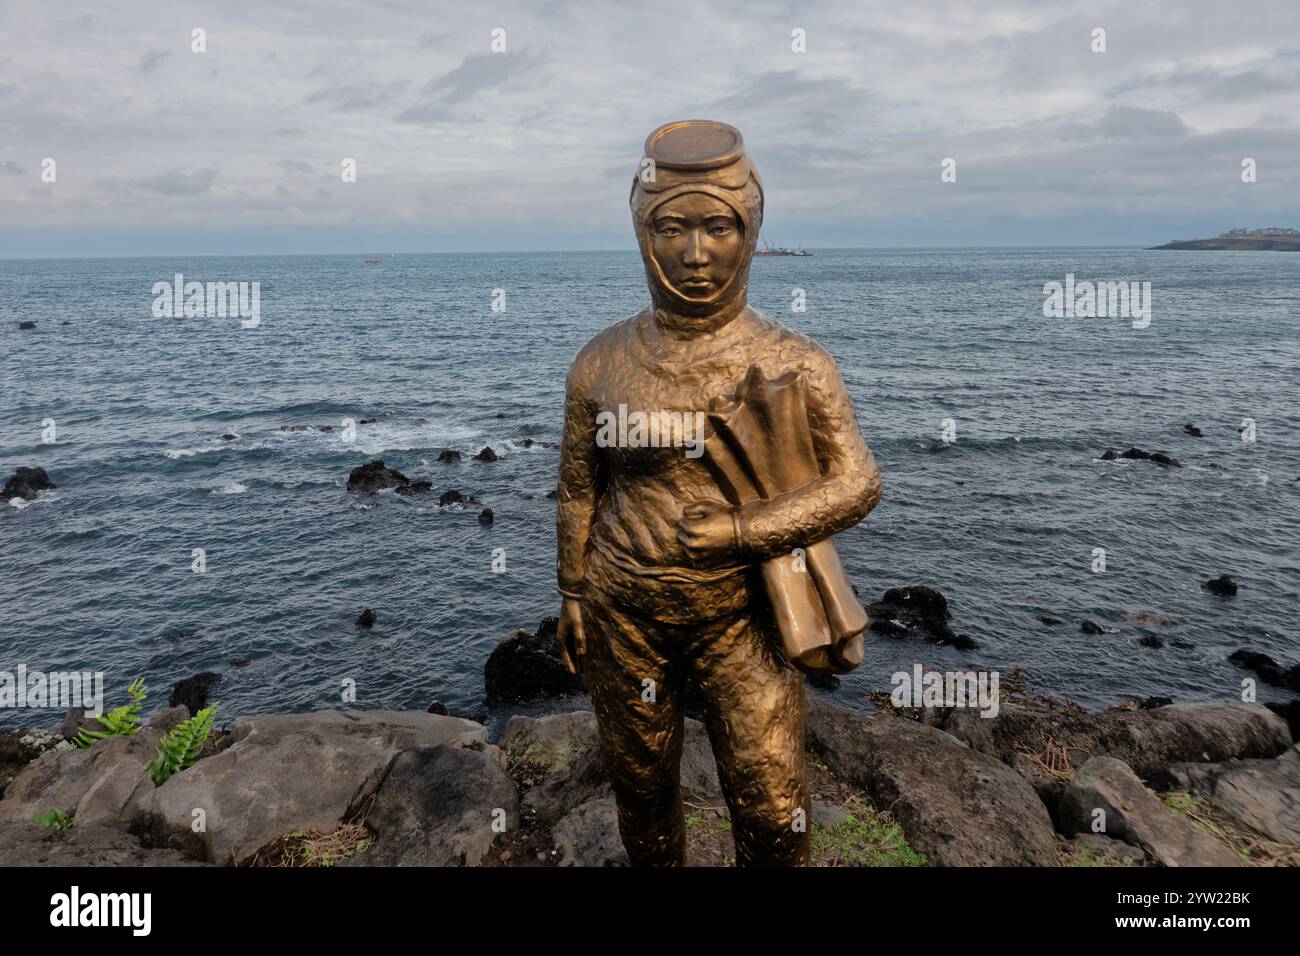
[653,298,748,339]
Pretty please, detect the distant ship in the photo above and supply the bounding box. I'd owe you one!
[754,237,812,257]
[364,258,381,264]
[1150,227,1300,251]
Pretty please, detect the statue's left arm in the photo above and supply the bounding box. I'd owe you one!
[737,347,882,560]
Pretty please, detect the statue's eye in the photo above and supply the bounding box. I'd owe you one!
[709,224,733,237]
[657,224,682,237]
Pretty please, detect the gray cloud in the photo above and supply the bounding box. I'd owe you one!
[138,50,170,74]
[135,168,218,195]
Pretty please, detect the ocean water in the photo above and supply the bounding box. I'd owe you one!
[2,248,1298,729]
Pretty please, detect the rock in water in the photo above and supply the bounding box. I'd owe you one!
[478,507,494,526]
[346,460,410,494]
[867,586,977,648]
[1203,575,1238,596]
[17,321,35,330]
[439,489,466,506]
[1229,649,1300,691]
[169,672,222,715]
[437,449,462,463]
[3,466,56,501]
[1183,424,1203,437]
[394,480,432,497]
[1058,756,1240,866]
[484,618,584,705]
[1080,620,1105,635]
[356,608,376,628]
[474,446,499,462]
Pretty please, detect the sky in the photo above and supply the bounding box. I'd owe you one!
[2,0,1299,257]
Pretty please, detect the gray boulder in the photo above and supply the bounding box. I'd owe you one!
[0,822,208,867]
[0,728,162,828]
[499,710,720,827]
[552,796,628,866]
[347,743,519,866]
[939,701,1291,806]
[1058,756,1241,866]
[132,709,486,864]
[805,697,1059,866]
[1154,746,1300,845]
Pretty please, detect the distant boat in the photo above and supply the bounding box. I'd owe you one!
[364,258,381,265]
[754,237,812,257]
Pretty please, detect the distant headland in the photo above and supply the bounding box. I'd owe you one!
[1150,227,1300,251]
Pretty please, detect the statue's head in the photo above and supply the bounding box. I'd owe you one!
[630,120,763,320]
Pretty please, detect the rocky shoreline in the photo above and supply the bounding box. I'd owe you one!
[2,627,1297,867]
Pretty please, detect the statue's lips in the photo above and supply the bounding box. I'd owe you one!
[679,277,717,294]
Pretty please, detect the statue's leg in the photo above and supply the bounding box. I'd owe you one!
[582,597,687,866]
[689,612,810,866]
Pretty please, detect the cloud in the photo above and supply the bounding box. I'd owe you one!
[0,160,24,176]
[138,50,170,74]
[135,168,218,195]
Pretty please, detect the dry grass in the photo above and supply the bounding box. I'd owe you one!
[247,821,373,867]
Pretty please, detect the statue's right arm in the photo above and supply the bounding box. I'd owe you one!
[555,355,601,672]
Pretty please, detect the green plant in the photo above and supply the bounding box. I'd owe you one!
[146,704,218,786]
[35,808,75,830]
[74,678,147,748]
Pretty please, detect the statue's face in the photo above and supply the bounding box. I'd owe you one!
[648,192,744,302]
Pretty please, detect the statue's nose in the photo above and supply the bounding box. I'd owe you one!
[684,230,709,266]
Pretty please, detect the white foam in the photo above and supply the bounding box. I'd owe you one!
[213,480,248,495]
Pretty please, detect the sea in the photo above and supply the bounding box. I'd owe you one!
[2,248,1297,730]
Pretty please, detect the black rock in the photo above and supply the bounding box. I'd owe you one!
[169,672,222,716]
[439,489,466,506]
[394,480,432,497]
[544,489,557,499]
[1138,635,1165,649]
[1202,575,1238,597]
[221,433,237,441]
[1080,620,1105,635]
[478,507,494,526]
[484,617,584,706]
[280,424,312,432]
[518,438,535,448]
[3,466,56,501]
[1100,447,1179,467]
[1039,615,1064,626]
[1139,696,1173,709]
[359,418,377,425]
[1183,424,1203,437]
[319,425,334,432]
[347,460,409,494]
[807,671,840,691]
[357,608,376,628]
[866,586,975,648]
[17,320,35,330]
[1265,700,1300,742]
[474,446,499,463]
[436,450,461,463]
[426,699,449,716]
[1228,649,1300,692]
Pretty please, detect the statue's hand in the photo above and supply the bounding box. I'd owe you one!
[677,499,739,561]
[556,597,586,675]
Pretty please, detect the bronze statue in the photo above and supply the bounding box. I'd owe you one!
[555,120,883,866]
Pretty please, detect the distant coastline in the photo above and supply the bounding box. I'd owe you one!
[1150,227,1300,251]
